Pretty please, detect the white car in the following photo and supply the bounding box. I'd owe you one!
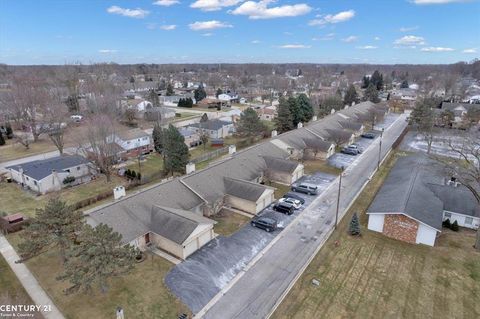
[278,197,302,209]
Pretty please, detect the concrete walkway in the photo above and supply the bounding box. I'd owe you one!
[0,235,65,319]
[149,247,182,265]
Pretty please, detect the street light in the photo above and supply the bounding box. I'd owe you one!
[377,128,385,170]
[334,166,345,230]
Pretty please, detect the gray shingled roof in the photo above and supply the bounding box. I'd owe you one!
[7,155,89,181]
[428,184,480,218]
[337,120,363,131]
[367,155,444,230]
[224,177,269,202]
[303,138,333,152]
[262,156,299,174]
[189,119,230,131]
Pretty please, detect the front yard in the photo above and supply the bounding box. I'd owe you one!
[6,232,190,319]
[272,151,480,319]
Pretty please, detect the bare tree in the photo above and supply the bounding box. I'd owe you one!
[433,131,480,250]
[82,115,117,182]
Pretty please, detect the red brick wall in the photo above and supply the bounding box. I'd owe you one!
[383,214,418,244]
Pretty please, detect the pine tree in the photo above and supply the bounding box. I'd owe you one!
[147,89,160,107]
[0,131,5,146]
[164,124,189,175]
[370,70,384,91]
[58,224,137,294]
[361,76,370,89]
[194,84,207,102]
[275,97,293,133]
[166,83,174,96]
[18,198,84,263]
[178,98,185,108]
[349,212,361,236]
[237,108,266,141]
[451,220,459,231]
[296,94,314,123]
[344,84,358,106]
[5,123,13,139]
[152,123,164,154]
[287,96,301,127]
[443,219,451,228]
[216,88,223,98]
[400,80,409,88]
[364,83,380,103]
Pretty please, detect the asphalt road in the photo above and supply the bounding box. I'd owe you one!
[201,114,408,319]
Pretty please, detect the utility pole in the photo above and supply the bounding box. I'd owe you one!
[377,128,384,170]
[335,166,345,230]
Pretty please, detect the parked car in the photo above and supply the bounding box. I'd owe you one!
[283,192,306,204]
[361,132,376,139]
[341,147,359,155]
[70,115,83,123]
[278,197,302,209]
[347,144,363,153]
[251,216,277,232]
[273,202,295,215]
[291,182,318,195]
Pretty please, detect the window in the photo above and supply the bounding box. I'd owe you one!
[444,212,452,218]
[34,181,37,186]
[77,166,81,171]
[465,217,473,225]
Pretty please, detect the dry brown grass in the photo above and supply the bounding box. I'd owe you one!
[212,209,250,236]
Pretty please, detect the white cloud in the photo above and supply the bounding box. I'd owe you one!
[279,44,311,49]
[312,33,335,41]
[374,36,381,41]
[399,26,419,32]
[231,1,312,19]
[191,0,243,11]
[394,35,426,46]
[189,20,233,30]
[202,33,214,37]
[357,45,378,49]
[342,35,358,43]
[251,40,261,44]
[309,10,355,26]
[160,24,177,30]
[412,0,469,4]
[107,6,149,18]
[99,49,118,53]
[153,0,180,6]
[463,48,477,53]
[421,46,455,52]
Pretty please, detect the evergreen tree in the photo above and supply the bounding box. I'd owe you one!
[236,108,266,141]
[370,70,384,91]
[178,98,185,108]
[147,89,160,107]
[18,198,84,263]
[200,113,209,123]
[361,76,370,89]
[152,123,165,154]
[164,124,189,175]
[274,97,293,133]
[364,83,380,103]
[58,224,136,294]
[451,220,459,231]
[296,94,314,123]
[349,212,361,236]
[0,131,5,146]
[194,84,207,102]
[287,96,301,127]
[5,123,13,139]
[166,83,174,96]
[400,80,409,88]
[343,84,358,107]
[186,97,193,108]
[216,88,223,98]
[443,219,451,228]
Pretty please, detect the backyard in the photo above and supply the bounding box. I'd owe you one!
[272,151,480,319]
[211,209,250,237]
[6,232,190,319]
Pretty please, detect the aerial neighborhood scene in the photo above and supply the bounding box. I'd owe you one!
[1,1,480,318]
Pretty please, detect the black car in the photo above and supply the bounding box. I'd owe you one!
[273,202,295,215]
[341,147,358,155]
[361,132,376,139]
[251,216,277,232]
[283,192,306,204]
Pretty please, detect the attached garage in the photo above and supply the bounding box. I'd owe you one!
[262,156,305,185]
[224,177,275,215]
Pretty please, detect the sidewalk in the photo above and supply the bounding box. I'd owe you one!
[0,235,65,319]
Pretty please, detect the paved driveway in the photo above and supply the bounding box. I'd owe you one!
[165,172,335,313]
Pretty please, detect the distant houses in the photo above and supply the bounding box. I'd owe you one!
[188,119,234,139]
[7,155,94,194]
[107,129,153,160]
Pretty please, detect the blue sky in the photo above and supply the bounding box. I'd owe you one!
[1,0,479,65]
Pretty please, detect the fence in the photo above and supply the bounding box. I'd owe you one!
[190,146,229,164]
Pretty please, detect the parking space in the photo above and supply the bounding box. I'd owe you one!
[164,172,336,313]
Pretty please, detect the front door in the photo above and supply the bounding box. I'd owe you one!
[145,233,150,244]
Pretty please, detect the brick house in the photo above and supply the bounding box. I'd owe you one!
[367,155,479,247]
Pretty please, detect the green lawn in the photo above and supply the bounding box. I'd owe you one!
[212,209,250,237]
[0,175,125,217]
[126,153,164,179]
[6,232,190,319]
[272,152,480,319]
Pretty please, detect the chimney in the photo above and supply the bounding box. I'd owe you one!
[186,162,196,174]
[312,115,317,121]
[228,145,236,155]
[271,130,278,137]
[297,122,303,129]
[330,108,336,114]
[113,186,126,200]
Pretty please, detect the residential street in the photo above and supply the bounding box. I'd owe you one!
[200,113,408,319]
